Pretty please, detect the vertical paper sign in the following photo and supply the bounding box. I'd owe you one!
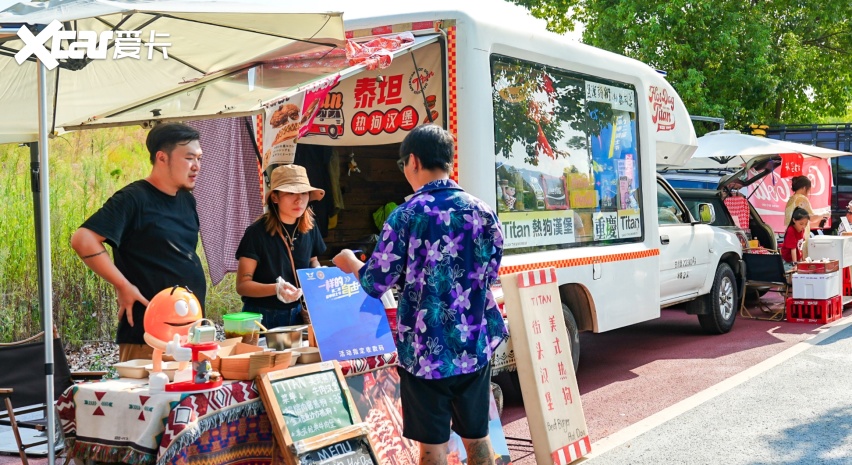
[503,268,590,465]
[263,94,305,169]
[779,152,804,178]
[593,212,618,240]
[617,210,641,238]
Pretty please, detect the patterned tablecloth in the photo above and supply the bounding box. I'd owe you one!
[57,379,181,464]
[56,349,506,465]
[56,353,403,465]
[57,379,274,465]
[491,321,516,375]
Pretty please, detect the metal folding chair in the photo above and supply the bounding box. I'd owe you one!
[740,252,792,321]
[0,332,102,465]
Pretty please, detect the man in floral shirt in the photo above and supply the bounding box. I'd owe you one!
[334,125,506,465]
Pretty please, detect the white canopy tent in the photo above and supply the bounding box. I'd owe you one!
[0,1,347,461]
[0,0,346,143]
[680,129,852,169]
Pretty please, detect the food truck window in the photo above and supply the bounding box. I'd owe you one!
[490,55,643,253]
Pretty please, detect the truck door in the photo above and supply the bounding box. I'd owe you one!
[657,179,712,304]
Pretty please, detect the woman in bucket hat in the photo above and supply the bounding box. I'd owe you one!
[235,164,326,328]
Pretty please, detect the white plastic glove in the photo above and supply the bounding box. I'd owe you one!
[165,334,192,362]
[276,276,303,303]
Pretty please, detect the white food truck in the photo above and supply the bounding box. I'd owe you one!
[75,1,745,371]
[330,3,744,369]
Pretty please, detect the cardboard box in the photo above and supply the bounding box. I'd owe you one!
[796,260,839,274]
[792,271,840,300]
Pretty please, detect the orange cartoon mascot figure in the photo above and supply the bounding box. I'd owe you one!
[143,286,201,391]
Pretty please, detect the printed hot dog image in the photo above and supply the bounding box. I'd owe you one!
[301,99,320,124]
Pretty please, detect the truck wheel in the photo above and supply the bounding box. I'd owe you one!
[328,125,339,139]
[562,304,580,372]
[698,263,737,334]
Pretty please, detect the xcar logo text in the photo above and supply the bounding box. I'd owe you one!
[15,19,171,70]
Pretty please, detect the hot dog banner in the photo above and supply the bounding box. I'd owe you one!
[299,42,444,147]
[262,75,340,171]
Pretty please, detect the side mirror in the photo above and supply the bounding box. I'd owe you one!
[698,203,715,224]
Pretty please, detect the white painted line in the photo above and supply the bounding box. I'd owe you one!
[578,315,852,462]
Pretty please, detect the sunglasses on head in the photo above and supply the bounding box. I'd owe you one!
[397,154,410,173]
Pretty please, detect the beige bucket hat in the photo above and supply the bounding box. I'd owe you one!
[267,164,325,203]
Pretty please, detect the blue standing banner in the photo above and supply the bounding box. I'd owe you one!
[297,267,396,362]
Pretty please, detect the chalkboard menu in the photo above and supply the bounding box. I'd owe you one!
[258,361,377,465]
[270,368,353,441]
[297,437,378,465]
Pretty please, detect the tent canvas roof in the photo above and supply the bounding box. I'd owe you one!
[0,0,346,143]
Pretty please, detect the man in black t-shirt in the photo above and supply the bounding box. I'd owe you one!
[70,123,207,362]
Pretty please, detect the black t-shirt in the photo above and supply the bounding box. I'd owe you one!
[235,218,326,310]
[81,180,207,344]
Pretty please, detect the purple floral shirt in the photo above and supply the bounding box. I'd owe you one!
[358,179,507,379]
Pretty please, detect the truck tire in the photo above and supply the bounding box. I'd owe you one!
[698,263,737,334]
[562,303,581,372]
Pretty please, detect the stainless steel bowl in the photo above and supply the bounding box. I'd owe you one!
[263,325,308,350]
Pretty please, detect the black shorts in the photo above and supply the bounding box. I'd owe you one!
[397,364,492,444]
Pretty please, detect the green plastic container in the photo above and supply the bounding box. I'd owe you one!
[222,312,262,343]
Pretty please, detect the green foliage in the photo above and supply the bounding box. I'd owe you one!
[0,128,241,344]
[511,0,581,34]
[513,0,852,129]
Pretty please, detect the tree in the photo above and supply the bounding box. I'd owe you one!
[511,0,852,131]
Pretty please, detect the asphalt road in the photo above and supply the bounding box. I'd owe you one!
[583,318,852,464]
[497,302,852,464]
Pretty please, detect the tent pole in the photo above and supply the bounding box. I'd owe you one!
[36,59,56,464]
[29,142,46,330]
